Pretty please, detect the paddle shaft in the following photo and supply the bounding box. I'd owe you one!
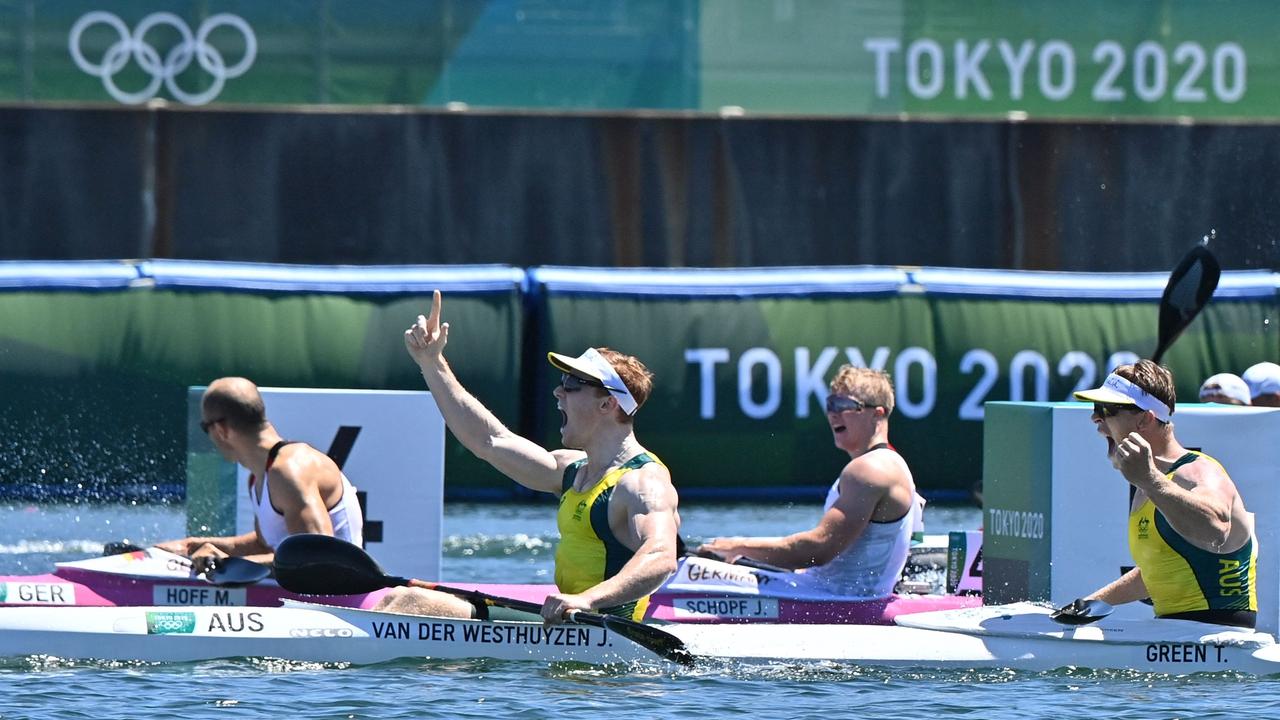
[399,578,542,615]
[399,577,694,666]
[273,533,696,666]
[403,578,625,631]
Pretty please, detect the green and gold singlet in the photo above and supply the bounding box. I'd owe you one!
[1129,452,1257,627]
[555,452,663,622]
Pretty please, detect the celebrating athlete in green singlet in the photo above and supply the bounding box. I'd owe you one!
[375,291,680,624]
[1074,360,1258,628]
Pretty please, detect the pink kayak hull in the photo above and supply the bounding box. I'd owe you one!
[1,567,392,609]
[1,571,979,624]
[447,583,983,624]
[4,546,981,624]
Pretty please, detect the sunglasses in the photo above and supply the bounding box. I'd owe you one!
[560,373,607,393]
[560,373,631,398]
[825,395,872,414]
[199,417,226,434]
[1092,402,1140,419]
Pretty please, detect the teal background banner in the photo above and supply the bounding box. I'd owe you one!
[3,0,1277,119]
[700,0,1278,119]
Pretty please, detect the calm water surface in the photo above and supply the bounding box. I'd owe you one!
[0,501,1273,720]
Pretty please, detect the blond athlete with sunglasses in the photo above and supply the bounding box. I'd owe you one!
[696,365,923,599]
[375,291,680,624]
[1073,360,1258,628]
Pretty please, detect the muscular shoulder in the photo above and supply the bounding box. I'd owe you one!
[551,448,588,471]
[270,444,339,486]
[614,461,677,511]
[839,448,913,492]
[1174,453,1237,498]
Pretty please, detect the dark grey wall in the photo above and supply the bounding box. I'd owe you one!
[1,106,1276,271]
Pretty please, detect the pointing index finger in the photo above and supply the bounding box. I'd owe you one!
[426,289,442,330]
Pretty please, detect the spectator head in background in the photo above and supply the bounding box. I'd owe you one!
[1242,362,1280,407]
[1198,373,1251,406]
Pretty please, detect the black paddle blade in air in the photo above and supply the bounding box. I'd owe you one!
[1153,245,1220,364]
[274,533,403,595]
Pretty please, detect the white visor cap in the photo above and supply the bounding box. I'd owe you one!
[1073,372,1172,422]
[547,347,639,416]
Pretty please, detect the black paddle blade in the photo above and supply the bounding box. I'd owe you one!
[1153,245,1220,364]
[102,541,146,556]
[1050,598,1114,626]
[274,533,400,595]
[206,557,272,587]
[600,616,696,667]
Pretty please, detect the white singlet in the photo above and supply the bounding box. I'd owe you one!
[252,466,364,550]
[801,477,923,599]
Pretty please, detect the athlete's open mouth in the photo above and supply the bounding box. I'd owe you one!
[832,423,847,434]
[558,408,567,429]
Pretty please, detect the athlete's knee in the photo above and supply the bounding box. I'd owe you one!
[373,587,475,619]
[372,586,417,612]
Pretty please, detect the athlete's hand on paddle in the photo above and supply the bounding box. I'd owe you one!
[540,591,593,625]
[189,543,231,576]
[1051,597,1114,625]
[692,538,745,564]
[1111,431,1160,486]
[405,289,449,366]
[154,538,196,556]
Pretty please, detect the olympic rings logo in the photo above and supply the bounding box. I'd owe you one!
[68,11,257,106]
[145,611,197,635]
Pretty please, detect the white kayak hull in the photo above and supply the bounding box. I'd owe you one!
[682,604,1280,674]
[1,601,1276,674]
[0,602,657,665]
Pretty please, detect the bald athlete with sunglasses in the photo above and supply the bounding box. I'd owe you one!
[696,365,923,599]
[375,291,680,624]
[1070,360,1257,628]
[157,377,364,575]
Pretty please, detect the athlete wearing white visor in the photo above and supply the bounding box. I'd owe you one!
[375,290,679,626]
[1068,360,1258,629]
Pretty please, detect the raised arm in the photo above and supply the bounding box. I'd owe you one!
[1113,434,1243,552]
[406,290,573,494]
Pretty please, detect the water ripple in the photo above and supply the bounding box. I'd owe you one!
[0,539,115,556]
[0,503,1270,720]
[443,533,555,558]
